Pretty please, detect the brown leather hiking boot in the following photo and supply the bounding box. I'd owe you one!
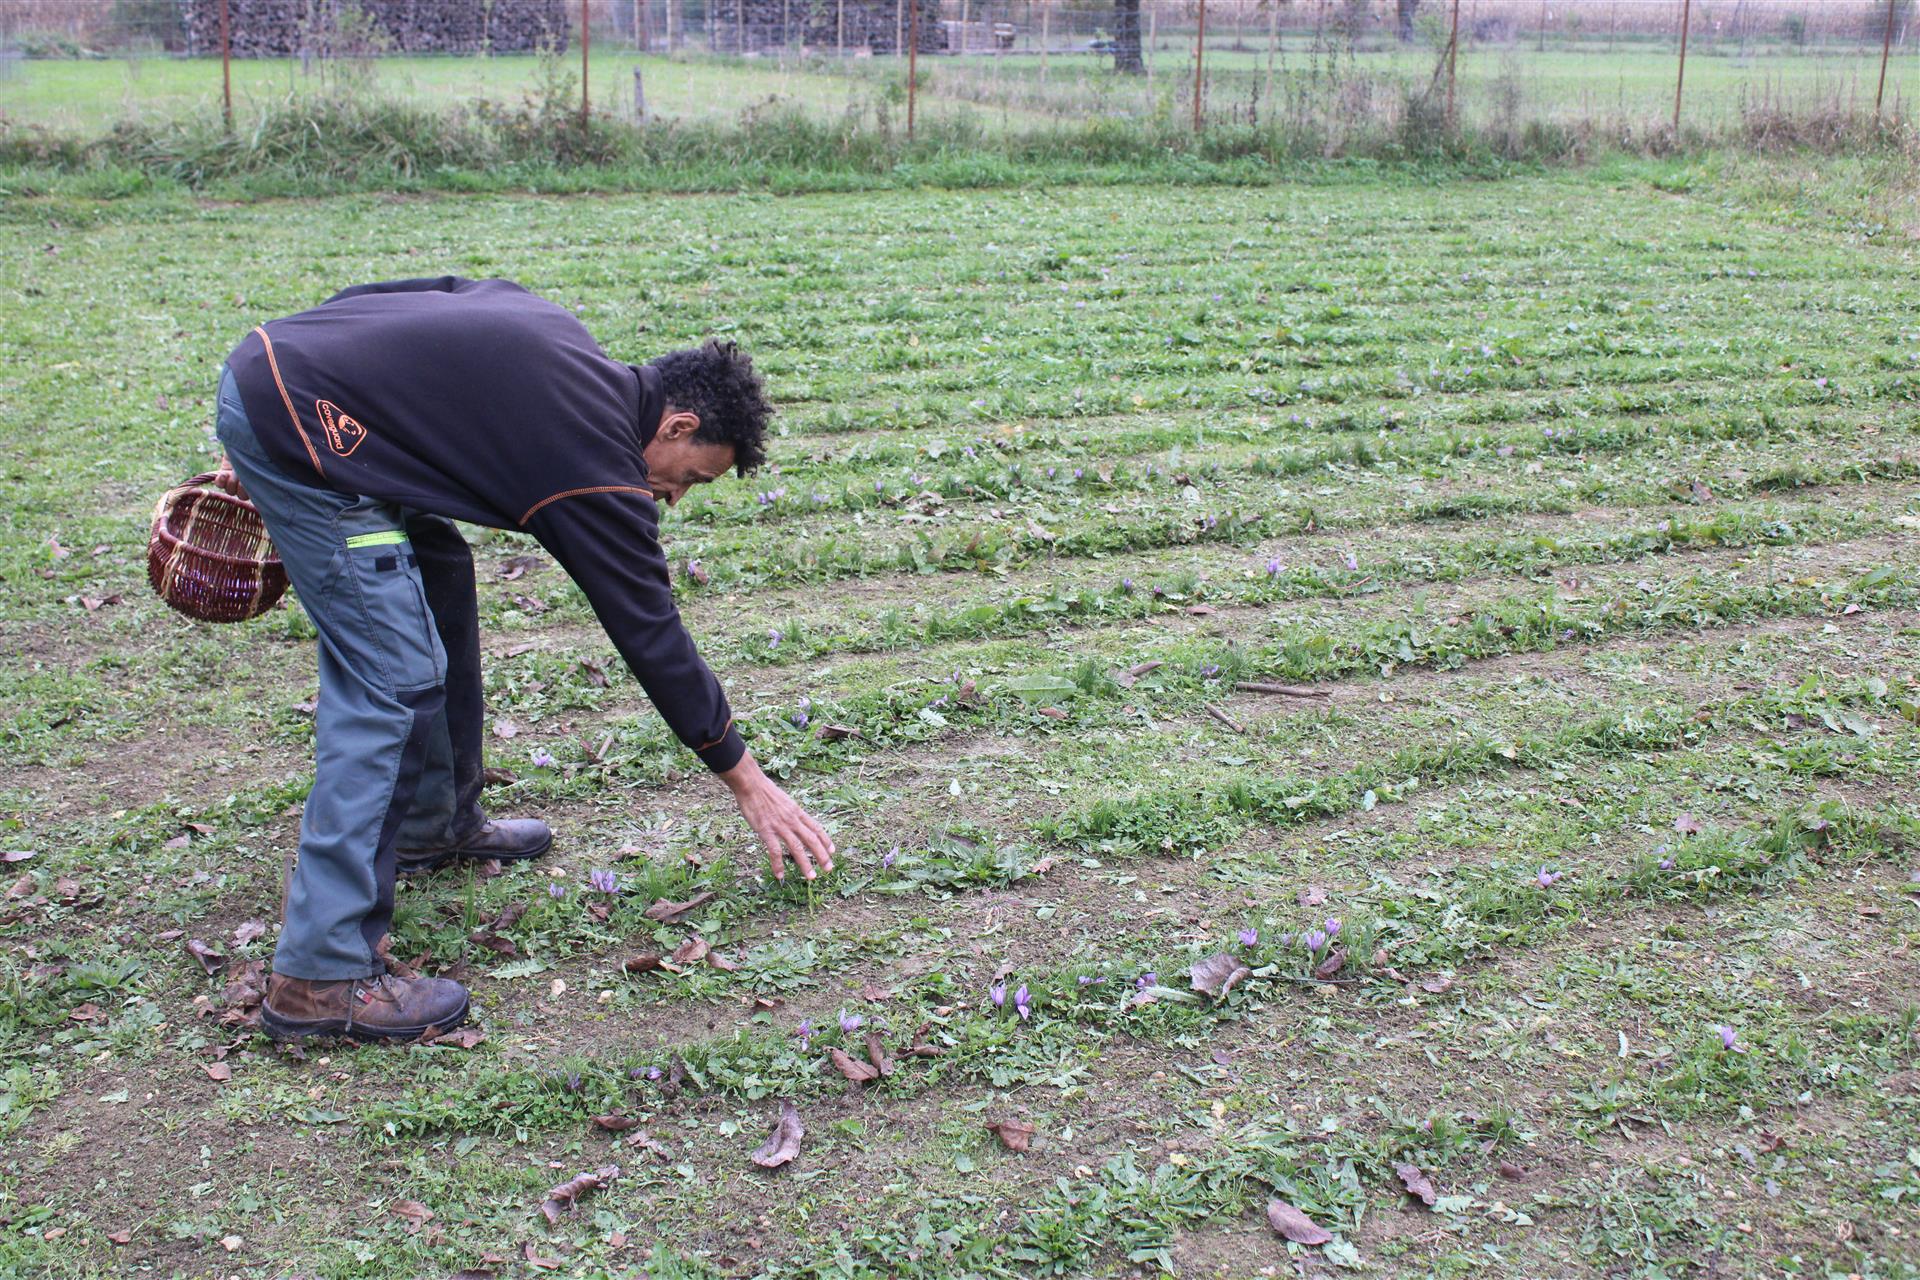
[396,817,552,876]
[261,970,470,1042]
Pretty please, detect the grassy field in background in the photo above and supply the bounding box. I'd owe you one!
[2,164,1919,1277]
[0,40,1908,133]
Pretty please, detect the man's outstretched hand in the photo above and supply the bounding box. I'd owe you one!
[720,753,836,882]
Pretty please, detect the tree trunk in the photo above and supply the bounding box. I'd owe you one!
[1395,0,1419,43]
[1113,0,1144,73]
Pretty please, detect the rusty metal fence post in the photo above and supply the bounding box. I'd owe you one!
[580,0,591,127]
[1192,0,1206,133]
[1672,0,1692,134]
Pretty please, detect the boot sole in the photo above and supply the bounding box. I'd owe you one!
[395,831,553,877]
[261,995,471,1043]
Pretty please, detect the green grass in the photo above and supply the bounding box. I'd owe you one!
[1,160,1918,1278]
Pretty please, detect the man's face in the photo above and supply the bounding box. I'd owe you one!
[644,410,736,508]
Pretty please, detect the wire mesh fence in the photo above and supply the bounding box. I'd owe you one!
[1,1,1913,140]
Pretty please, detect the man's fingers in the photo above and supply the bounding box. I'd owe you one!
[783,828,818,880]
[798,822,834,872]
[761,828,790,882]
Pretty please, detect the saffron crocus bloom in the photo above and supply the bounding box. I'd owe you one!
[1136,972,1157,991]
[1536,867,1561,889]
[1303,930,1329,953]
[838,1011,863,1035]
[530,747,556,768]
[1120,578,1134,593]
[1238,927,1259,947]
[1324,918,1341,937]
[1266,558,1284,577]
[883,846,897,869]
[767,629,782,647]
[1014,985,1032,1021]
[1718,1025,1745,1053]
[547,883,567,899]
[1342,549,1359,572]
[796,1021,814,1049]
[1201,664,1220,679]
[589,868,617,895]
[1277,932,1294,948]
[791,710,809,728]
[646,1066,663,1080]
[989,981,1006,1008]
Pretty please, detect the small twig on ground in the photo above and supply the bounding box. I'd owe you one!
[1234,682,1329,699]
[1205,704,1245,734]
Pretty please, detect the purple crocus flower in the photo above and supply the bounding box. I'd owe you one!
[767,629,782,647]
[1303,929,1329,953]
[1655,843,1673,870]
[1342,549,1359,572]
[1324,918,1341,937]
[791,710,810,728]
[1073,468,1083,479]
[1135,972,1157,991]
[1014,985,1032,1021]
[1201,664,1220,679]
[989,980,1006,1008]
[1718,1025,1746,1053]
[874,479,885,492]
[1536,867,1561,889]
[1120,578,1134,593]
[883,846,897,869]
[838,1010,863,1035]
[646,1065,663,1080]
[547,882,567,899]
[796,1021,814,1050]
[1238,927,1258,947]
[1265,557,1284,577]
[589,868,617,895]
[1276,932,1294,948]
[530,747,556,768]
[1046,467,1056,479]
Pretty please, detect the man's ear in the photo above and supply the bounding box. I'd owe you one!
[658,409,701,442]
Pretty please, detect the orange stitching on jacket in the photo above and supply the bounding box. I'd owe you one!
[253,326,325,477]
[518,484,655,526]
[697,718,736,752]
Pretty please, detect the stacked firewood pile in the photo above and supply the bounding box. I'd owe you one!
[711,0,945,54]
[178,0,569,56]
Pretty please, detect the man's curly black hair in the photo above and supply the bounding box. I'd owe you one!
[648,339,771,477]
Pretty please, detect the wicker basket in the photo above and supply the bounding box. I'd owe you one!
[147,472,288,623]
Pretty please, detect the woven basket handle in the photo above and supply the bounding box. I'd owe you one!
[174,470,264,514]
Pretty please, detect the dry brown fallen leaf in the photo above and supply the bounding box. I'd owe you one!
[420,1025,487,1050]
[828,1047,879,1084]
[1297,885,1329,907]
[986,1118,1035,1152]
[577,658,608,688]
[493,720,520,740]
[1395,1161,1438,1207]
[904,1021,946,1058]
[1420,976,1454,995]
[389,1200,434,1233]
[591,1114,637,1132]
[1189,952,1252,1001]
[1313,947,1348,981]
[1035,706,1069,719]
[538,1165,619,1226]
[643,891,716,923]
[750,1100,805,1169]
[622,954,664,974]
[185,938,227,977]
[865,1032,895,1078]
[1266,1199,1333,1245]
[204,1061,232,1082]
[231,919,267,947]
[665,936,710,969]
[814,723,863,741]
[1497,1160,1526,1180]
[706,950,741,973]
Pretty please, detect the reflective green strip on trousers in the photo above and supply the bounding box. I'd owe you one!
[344,530,408,549]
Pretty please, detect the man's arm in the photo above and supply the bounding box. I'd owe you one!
[528,489,835,879]
[321,277,529,306]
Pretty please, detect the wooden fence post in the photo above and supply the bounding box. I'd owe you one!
[1673,0,1691,134]
[1447,0,1460,123]
[581,0,591,127]
[908,0,919,138]
[1193,0,1207,132]
[1876,0,1899,119]
[219,0,232,131]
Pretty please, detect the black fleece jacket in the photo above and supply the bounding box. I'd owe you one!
[225,276,745,773]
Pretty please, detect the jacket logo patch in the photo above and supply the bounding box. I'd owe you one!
[316,399,367,457]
